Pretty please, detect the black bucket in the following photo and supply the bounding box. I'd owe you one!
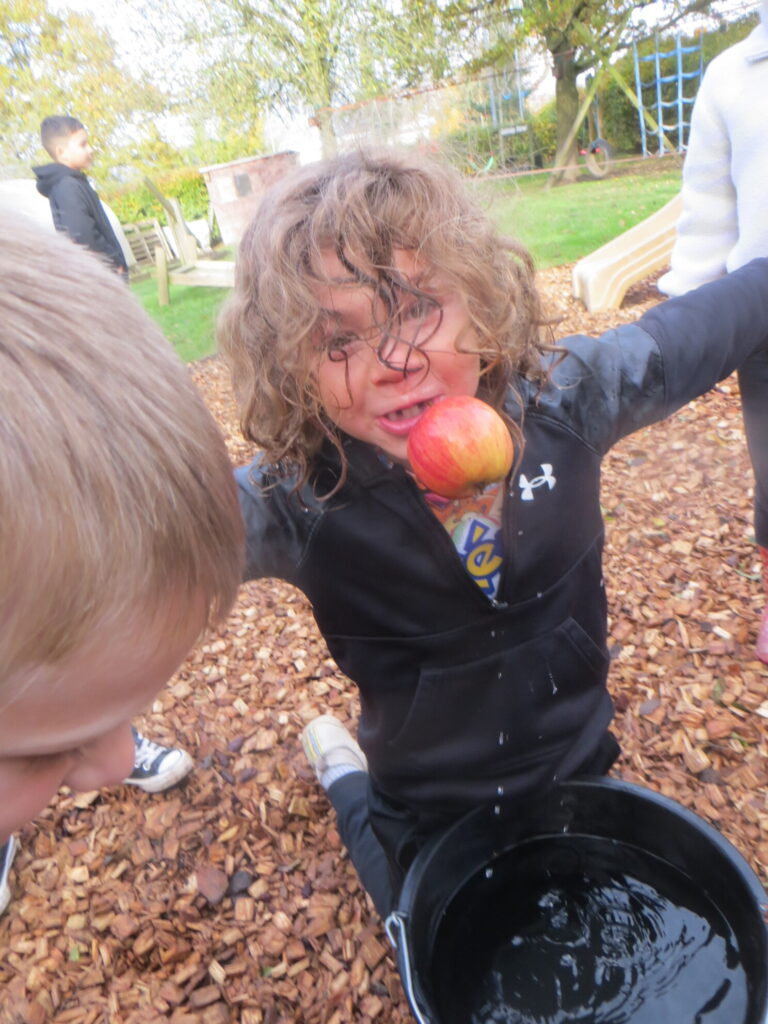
[386,778,768,1024]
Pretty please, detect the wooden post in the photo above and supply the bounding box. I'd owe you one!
[155,245,169,307]
[180,231,198,267]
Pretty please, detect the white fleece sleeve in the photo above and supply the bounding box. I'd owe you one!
[657,64,738,297]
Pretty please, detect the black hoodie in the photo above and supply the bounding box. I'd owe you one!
[236,259,768,819]
[33,163,127,273]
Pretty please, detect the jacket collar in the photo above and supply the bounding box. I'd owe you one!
[315,435,396,488]
[341,436,404,485]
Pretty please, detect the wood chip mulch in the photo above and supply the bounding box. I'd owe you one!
[2,267,767,1024]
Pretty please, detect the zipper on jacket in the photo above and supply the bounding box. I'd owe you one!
[496,472,514,605]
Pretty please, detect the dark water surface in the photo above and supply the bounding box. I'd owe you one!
[432,836,748,1024]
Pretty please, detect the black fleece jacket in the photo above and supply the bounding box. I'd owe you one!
[33,163,127,272]
[237,260,768,814]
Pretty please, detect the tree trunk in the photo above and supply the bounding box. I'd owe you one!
[550,48,581,184]
[315,108,337,159]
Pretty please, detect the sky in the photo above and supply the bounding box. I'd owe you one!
[51,0,138,49]
[49,0,322,161]
[49,0,761,166]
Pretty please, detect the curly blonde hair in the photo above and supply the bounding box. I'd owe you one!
[218,148,550,489]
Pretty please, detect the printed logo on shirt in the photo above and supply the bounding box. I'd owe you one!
[424,482,505,600]
[518,463,556,501]
[451,514,503,597]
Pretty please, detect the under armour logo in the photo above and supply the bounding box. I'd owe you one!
[518,464,556,501]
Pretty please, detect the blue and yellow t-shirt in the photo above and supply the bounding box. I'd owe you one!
[423,483,504,599]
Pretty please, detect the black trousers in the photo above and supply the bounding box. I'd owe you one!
[327,730,621,920]
[739,350,768,548]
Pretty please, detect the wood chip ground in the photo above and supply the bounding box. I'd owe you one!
[2,267,767,1023]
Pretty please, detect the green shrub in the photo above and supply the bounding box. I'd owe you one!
[441,122,499,174]
[100,167,210,225]
[442,118,546,174]
[529,102,557,164]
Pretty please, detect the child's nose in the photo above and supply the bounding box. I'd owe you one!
[61,724,136,793]
[370,335,426,380]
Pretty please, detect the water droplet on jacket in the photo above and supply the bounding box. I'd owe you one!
[494,804,501,816]
[485,867,494,879]
[498,731,505,746]
[497,785,504,796]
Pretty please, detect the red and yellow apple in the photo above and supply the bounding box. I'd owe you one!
[407,395,514,499]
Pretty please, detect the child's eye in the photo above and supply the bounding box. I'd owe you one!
[324,333,365,361]
[402,296,439,322]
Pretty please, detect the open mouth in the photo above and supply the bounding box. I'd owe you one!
[384,399,434,423]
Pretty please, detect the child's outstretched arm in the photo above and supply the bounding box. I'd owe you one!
[541,258,768,458]
[630,260,768,555]
[639,257,768,410]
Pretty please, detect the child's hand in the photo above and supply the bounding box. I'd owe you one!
[407,396,514,498]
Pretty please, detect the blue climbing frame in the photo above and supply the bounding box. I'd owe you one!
[632,34,704,156]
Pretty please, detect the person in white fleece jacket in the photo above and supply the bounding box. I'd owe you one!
[658,4,768,663]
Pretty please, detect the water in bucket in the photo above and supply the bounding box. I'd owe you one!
[432,834,749,1024]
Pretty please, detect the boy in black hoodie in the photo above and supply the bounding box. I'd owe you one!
[33,115,128,275]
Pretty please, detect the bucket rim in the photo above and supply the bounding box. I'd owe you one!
[391,776,768,1024]
[396,776,768,917]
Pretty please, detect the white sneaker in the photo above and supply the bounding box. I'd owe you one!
[124,727,194,793]
[301,714,367,784]
[0,835,18,916]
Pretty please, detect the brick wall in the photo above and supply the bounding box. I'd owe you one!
[200,151,300,246]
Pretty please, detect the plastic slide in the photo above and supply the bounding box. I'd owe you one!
[571,193,683,313]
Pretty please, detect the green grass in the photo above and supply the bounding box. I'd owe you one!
[130,275,227,362]
[476,166,682,268]
[131,165,683,361]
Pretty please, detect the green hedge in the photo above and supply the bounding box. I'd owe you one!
[529,103,557,164]
[441,101,557,175]
[100,167,210,225]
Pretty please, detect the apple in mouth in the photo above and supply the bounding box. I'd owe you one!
[406,395,515,498]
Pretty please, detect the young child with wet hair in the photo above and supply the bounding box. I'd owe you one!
[0,211,244,850]
[219,149,768,919]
